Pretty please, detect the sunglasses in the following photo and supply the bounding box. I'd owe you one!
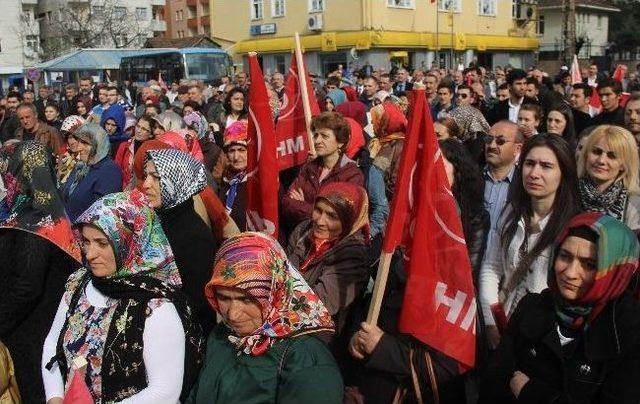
[484,135,513,146]
[456,93,469,99]
[591,146,617,159]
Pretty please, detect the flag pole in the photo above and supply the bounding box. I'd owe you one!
[366,251,394,325]
[294,32,316,157]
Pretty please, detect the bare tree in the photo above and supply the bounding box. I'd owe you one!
[39,0,148,60]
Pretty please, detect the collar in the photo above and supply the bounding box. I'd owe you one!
[483,165,515,183]
[508,97,524,109]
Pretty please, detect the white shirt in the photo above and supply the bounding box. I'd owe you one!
[42,281,185,403]
[508,97,524,123]
[479,211,552,326]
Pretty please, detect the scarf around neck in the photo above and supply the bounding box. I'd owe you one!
[549,212,640,331]
[579,176,628,221]
[49,191,202,402]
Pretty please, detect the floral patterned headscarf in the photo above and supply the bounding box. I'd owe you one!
[145,149,208,211]
[183,111,209,140]
[205,232,334,356]
[75,190,181,285]
[0,141,81,262]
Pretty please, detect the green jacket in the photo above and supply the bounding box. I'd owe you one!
[186,325,344,404]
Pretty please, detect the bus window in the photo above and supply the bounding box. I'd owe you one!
[184,53,230,82]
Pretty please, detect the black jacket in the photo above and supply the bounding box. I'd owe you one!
[486,97,539,126]
[158,198,217,336]
[480,289,640,404]
[592,106,625,127]
[572,108,593,137]
[393,81,413,95]
[0,229,77,404]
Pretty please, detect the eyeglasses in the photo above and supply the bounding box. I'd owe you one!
[456,93,469,99]
[484,135,513,146]
[591,146,617,159]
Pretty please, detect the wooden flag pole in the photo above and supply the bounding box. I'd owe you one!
[294,32,316,157]
[366,251,394,325]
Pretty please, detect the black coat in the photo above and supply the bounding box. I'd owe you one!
[572,108,593,138]
[158,198,217,336]
[393,81,413,95]
[480,289,640,404]
[0,229,77,404]
[349,252,466,404]
[592,106,625,127]
[486,97,539,126]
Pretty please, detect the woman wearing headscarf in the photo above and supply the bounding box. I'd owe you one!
[449,105,491,167]
[368,101,407,199]
[287,182,369,363]
[142,149,218,335]
[0,141,81,403]
[114,113,156,191]
[99,103,128,157]
[480,212,640,403]
[56,115,85,187]
[187,232,343,404]
[42,191,203,403]
[218,121,249,231]
[325,89,347,112]
[133,137,239,243]
[62,123,122,222]
[577,125,640,230]
[282,112,364,230]
[184,110,226,184]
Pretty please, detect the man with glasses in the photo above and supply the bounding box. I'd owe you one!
[455,84,475,107]
[483,120,523,231]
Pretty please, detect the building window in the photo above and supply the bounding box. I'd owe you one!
[387,0,415,8]
[537,14,544,34]
[92,6,104,18]
[438,0,461,12]
[114,7,126,19]
[272,0,286,17]
[26,35,38,52]
[275,55,286,73]
[309,0,324,13]
[251,0,263,20]
[597,15,602,29]
[478,0,496,16]
[136,7,147,20]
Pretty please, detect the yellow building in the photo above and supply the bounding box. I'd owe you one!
[210,0,540,75]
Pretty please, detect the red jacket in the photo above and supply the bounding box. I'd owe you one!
[114,139,134,190]
[282,154,364,226]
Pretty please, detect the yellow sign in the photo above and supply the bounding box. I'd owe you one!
[321,32,337,52]
[454,33,466,50]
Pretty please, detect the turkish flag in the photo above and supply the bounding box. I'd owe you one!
[383,89,476,369]
[275,54,320,170]
[246,54,280,238]
[612,64,631,107]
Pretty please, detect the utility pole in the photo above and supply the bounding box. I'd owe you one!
[562,0,577,63]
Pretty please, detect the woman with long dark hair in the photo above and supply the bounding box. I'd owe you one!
[439,139,490,273]
[546,103,577,150]
[213,87,248,146]
[479,134,581,349]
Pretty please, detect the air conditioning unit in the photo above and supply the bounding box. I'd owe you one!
[308,14,323,31]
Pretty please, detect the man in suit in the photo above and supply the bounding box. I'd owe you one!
[34,85,51,121]
[486,69,537,125]
[570,83,595,137]
[392,68,413,95]
[584,62,605,88]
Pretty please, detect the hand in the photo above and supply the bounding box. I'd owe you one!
[486,325,501,350]
[349,332,366,360]
[209,122,220,132]
[47,398,64,404]
[510,371,530,398]
[289,188,305,201]
[519,125,534,139]
[356,322,384,355]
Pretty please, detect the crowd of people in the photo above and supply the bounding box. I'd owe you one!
[2,58,640,404]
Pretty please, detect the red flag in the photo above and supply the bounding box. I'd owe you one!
[275,54,320,170]
[246,54,279,238]
[383,90,476,369]
[570,55,582,85]
[63,365,92,404]
[612,65,631,107]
